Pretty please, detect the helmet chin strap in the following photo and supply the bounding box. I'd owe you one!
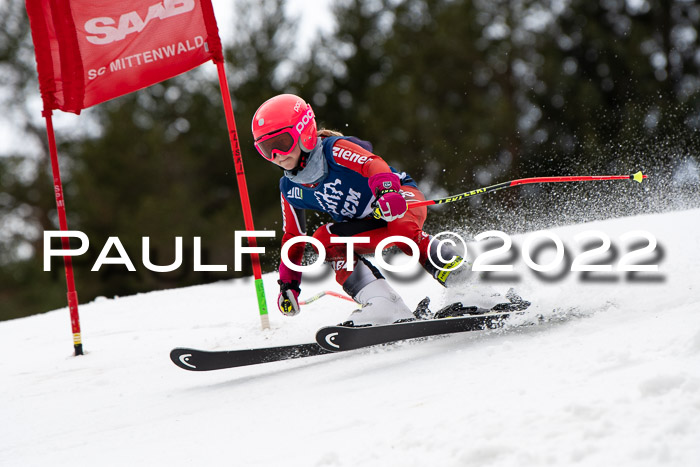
[298,149,309,170]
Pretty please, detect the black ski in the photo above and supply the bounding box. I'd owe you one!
[170,295,530,371]
[316,311,512,352]
[170,313,509,371]
[170,343,333,371]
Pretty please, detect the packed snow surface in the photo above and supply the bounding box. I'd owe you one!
[2,209,700,467]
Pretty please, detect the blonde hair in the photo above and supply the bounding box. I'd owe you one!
[318,128,344,138]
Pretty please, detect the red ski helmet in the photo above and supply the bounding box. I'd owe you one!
[252,94,318,161]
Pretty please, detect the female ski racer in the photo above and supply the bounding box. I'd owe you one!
[251,94,465,326]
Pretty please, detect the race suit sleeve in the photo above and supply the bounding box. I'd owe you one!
[330,138,393,178]
[280,192,306,268]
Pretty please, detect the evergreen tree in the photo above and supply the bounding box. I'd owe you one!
[528,0,700,174]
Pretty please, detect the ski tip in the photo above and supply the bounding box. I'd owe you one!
[631,171,646,183]
[170,348,201,371]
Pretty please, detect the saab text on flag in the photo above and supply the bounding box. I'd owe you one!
[26,0,223,114]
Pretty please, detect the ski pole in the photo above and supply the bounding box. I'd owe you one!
[373,171,647,218]
[299,290,355,306]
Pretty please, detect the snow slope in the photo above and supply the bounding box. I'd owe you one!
[2,209,700,467]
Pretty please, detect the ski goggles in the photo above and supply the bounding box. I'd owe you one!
[254,127,299,161]
[254,106,315,161]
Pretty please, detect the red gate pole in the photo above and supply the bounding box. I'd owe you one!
[43,109,83,355]
[214,61,270,330]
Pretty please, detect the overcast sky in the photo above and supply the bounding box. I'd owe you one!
[212,0,335,51]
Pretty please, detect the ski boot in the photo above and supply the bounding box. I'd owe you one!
[422,239,471,288]
[340,259,415,327]
[343,279,416,326]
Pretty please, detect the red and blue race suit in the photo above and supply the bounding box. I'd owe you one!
[280,136,432,286]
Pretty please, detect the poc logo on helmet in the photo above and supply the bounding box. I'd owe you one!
[295,108,314,134]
